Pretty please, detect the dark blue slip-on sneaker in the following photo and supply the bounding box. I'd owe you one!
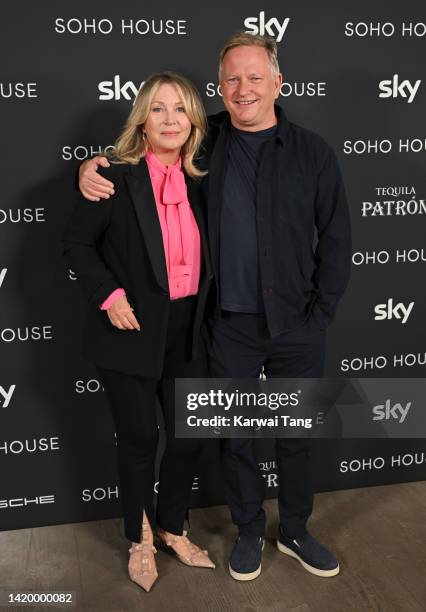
[277,528,339,577]
[229,535,265,581]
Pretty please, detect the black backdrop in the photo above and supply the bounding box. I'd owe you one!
[1,1,425,532]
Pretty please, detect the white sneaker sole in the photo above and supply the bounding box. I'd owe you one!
[229,562,261,581]
[276,540,340,577]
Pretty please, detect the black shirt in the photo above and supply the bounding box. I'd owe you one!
[219,124,277,313]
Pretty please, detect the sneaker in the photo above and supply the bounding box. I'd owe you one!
[277,528,339,577]
[229,535,265,581]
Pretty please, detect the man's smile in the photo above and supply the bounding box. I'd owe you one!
[234,99,258,106]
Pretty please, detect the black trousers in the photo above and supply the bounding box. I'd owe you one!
[208,311,326,539]
[97,296,207,543]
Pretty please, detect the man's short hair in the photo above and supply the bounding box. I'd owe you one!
[219,31,280,79]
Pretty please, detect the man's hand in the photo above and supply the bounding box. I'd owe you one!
[107,295,141,331]
[79,156,115,202]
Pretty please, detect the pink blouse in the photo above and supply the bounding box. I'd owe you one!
[101,152,201,309]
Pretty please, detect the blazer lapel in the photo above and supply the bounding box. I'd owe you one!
[124,160,169,293]
[185,176,213,281]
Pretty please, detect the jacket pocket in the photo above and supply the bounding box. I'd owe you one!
[277,174,316,228]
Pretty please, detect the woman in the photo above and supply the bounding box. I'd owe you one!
[62,72,215,592]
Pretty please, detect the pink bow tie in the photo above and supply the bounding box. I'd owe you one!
[145,151,187,206]
[163,164,187,206]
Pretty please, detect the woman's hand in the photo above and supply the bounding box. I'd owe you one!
[79,156,115,202]
[107,295,141,331]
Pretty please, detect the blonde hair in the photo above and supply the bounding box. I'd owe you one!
[107,71,207,178]
[219,31,280,79]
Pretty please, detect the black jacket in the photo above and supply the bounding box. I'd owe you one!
[200,105,352,336]
[62,159,212,377]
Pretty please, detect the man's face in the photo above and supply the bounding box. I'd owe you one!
[220,45,282,131]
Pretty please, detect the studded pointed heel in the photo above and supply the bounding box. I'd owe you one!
[157,528,215,569]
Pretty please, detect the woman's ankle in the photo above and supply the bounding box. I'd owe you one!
[157,526,183,538]
[140,512,154,544]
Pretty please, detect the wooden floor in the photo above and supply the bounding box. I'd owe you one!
[1,482,425,612]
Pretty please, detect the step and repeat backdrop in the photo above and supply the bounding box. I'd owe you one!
[1,2,425,532]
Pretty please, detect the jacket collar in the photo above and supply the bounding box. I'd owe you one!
[125,159,169,292]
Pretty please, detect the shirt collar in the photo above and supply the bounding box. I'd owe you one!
[219,104,289,145]
[145,150,182,175]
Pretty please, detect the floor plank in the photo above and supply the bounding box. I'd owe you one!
[0,482,425,612]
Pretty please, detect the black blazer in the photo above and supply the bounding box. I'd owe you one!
[62,159,213,378]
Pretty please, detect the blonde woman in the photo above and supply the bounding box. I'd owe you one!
[62,72,215,592]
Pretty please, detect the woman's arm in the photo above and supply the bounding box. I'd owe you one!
[62,194,120,307]
[63,190,141,331]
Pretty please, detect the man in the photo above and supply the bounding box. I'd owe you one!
[77,32,351,581]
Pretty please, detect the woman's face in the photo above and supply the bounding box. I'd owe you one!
[144,83,192,159]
